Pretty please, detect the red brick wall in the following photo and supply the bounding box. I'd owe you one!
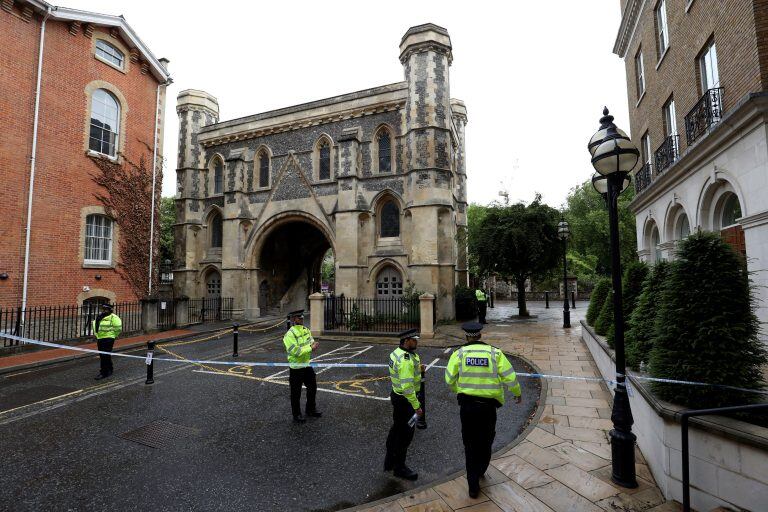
[622,0,764,157]
[0,8,163,307]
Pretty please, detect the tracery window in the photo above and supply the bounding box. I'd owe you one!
[378,130,392,173]
[319,139,331,180]
[210,211,223,248]
[258,150,269,188]
[213,158,223,194]
[380,201,400,238]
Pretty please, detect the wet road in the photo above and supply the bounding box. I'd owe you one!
[0,327,541,511]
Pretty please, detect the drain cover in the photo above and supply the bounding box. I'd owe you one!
[118,420,198,449]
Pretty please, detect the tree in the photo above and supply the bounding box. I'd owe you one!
[594,291,613,339]
[564,179,636,279]
[469,195,560,316]
[586,278,611,326]
[465,203,489,279]
[159,197,175,265]
[649,233,767,407]
[606,260,649,346]
[626,260,669,369]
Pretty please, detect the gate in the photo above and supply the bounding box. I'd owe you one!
[324,295,419,333]
[157,299,176,330]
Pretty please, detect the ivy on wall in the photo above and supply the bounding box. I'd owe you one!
[89,147,161,298]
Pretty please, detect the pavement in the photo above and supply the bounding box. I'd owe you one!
[0,316,539,511]
[352,302,679,512]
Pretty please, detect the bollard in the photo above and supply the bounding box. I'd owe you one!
[571,291,576,308]
[145,341,155,385]
[545,291,550,308]
[233,323,239,357]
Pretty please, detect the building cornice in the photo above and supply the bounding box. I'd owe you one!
[630,93,768,214]
[613,0,646,58]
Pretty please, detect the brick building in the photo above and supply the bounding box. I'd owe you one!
[614,0,768,509]
[0,0,171,309]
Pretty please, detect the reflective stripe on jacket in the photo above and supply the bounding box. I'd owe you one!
[389,347,422,410]
[475,289,487,302]
[444,342,521,406]
[283,325,314,368]
[93,313,122,340]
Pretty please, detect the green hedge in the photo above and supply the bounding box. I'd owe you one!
[649,232,767,407]
[594,290,614,340]
[606,261,649,347]
[625,260,669,369]
[587,278,610,326]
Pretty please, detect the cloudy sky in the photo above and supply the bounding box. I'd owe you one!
[69,0,630,208]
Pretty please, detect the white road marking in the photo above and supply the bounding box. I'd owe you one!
[443,348,452,354]
[425,358,440,372]
[264,344,354,380]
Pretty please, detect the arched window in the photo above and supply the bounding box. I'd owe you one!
[319,139,331,180]
[380,201,400,238]
[89,89,120,157]
[258,150,270,188]
[651,227,661,263]
[210,211,223,248]
[213,158,224,194]
[85,214,113,264]
[677,214,690,240]
[95,40,124,69]
[378,130,392,173]
[721,193,742,228]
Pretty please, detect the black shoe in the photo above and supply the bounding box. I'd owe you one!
[293,414,306,423]
[306,410,322,418]
[393,466,418,481]
[94,373,110,380]
[416,419,427,429]
[468,487,480,499]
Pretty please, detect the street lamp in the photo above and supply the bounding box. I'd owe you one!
[588,107,640,489]
[557,218,571,328]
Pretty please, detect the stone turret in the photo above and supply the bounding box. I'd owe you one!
[451,99,469,287]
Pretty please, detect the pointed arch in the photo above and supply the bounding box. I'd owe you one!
[313,134,334,181]
[372,124,395,174]
[207,153,226,195]
[255,145,272,189]
[205,206,224,249]
[372,190,403,239]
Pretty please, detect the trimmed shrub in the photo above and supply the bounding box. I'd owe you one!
[587,278,611,326]
[594,290,614,340]
[626,260,669,369]
[607,261,649,347]
[649,232,767,407]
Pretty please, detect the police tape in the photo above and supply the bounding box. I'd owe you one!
[3,333,768,396]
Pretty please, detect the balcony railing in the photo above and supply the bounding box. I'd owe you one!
[634,162,653,194]
[654,134,679,175]
[684,87,723,146]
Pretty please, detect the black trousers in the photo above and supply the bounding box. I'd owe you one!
[289,367,317,417]
[96,338,115,375]
[459,397,497,490]
[385,392,415,469]
[477,301,487,324]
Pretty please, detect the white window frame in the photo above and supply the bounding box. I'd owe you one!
[641,132,652,165]
[700,40,720,91]
[635,49,646,98]
[89,88,120,158]
[95,39,125,70]
[84,214,113,265]
[663,98,677,136]
[656,0,669,57]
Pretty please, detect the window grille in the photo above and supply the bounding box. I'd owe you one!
[89,89,120,157]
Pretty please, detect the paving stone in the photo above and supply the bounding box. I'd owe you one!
[527,428,564,448]
[538,424,556,434]
[552,405,600,418]
[645,502,682,512]
[635,463,654,483]
[552,388,593,398]
[573,441,612,460]
[403,499,453,512]
[545,464,620,502]
[553,425,609,444]
[566,417,614,431]
[564,397,612,409]
[359,502,405,512]
[546,396,567,406]
[596,491,662,512]
[398,489,442,509]
[492,454,555,489]
[511,441,568,470]
[434,477,489,510]
[547,443,610,471]
[539,414,569,427]
[588,466,656,496]
[528,481,604,512]
[483,481,555,512]
[597,408,613,419]
[480,464,510,488]
[456,501,505,512]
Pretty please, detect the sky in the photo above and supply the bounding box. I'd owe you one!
[67,0,631,208]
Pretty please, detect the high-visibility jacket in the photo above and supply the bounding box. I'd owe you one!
[389,347,422,410]
[283,324,314,369]
[444,342,521,406]
[93,313,122,340]
[475,289,487,302]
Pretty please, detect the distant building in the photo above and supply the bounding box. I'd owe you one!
[174,24,468,319]
[0,0,171,308]
[615,0,768,329]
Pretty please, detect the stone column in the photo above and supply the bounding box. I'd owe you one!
[309,292,325,334]
[141,299,159,332]
[419,293,435,339]
[175,297,190,327]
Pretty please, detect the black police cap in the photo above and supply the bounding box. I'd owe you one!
[461,322,483,336]
[287,309,305,318]
[101,303,114,311]
[398,328,420,343]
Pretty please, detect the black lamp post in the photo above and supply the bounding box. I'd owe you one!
[557,218,571,328]
[588,107,640,489]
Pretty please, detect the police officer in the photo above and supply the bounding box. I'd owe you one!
[384,328,423,480]
[283,310,322,423]
[93,303,122,380]
[475,288,487,324]
[445,322,522,498]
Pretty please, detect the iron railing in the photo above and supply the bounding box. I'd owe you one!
[654,134,679,175]
[159,261,173,284]
[685,87,724,146]
[0,301,142,348]
[324,295,419,333]
[634,162,653,194]
[156,299,176,330]
[678,403,768,512]
[187,297,233,324]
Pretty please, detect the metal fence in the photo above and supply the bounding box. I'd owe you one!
[187,297,234,324]
[0,301,142,348]
[324,295,419,333]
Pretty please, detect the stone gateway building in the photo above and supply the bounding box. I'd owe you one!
[174,24,468,320]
